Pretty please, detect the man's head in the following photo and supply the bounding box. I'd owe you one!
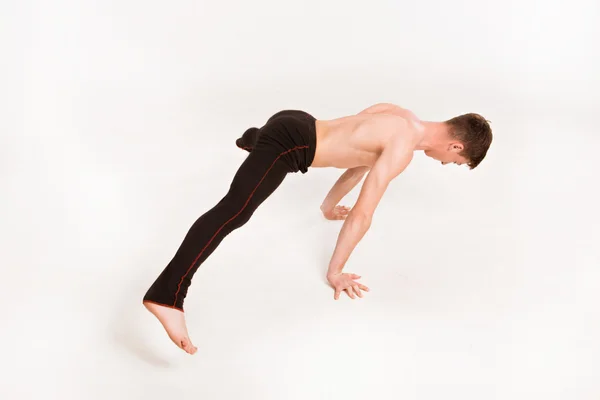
[424,113,493,169]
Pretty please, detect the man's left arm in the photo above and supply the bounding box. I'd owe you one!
[326,136,414,278]
[320,166,370,219]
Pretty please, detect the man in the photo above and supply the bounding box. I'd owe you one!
[142,103,493,354]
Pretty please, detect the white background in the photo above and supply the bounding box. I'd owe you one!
[1,0,599,399]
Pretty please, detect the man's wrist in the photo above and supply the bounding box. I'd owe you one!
[327,265,342,278]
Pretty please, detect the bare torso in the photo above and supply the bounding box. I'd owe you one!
[311,113,424,169]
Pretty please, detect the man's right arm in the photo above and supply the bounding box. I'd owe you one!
[326,122,416,279]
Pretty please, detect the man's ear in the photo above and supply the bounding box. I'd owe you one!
[448,142,464,153]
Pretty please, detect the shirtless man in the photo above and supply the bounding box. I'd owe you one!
[142,103,493,354]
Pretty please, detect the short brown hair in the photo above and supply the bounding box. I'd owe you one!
[445,113,493,169]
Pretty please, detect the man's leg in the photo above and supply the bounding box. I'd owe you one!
[142,146,292,354]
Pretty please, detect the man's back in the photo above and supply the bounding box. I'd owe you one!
[312,112,423,169]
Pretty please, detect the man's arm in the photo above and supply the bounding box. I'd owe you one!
[326,134,415,277]
[320,166,370,215]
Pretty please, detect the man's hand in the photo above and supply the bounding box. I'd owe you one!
[327,272,370,300]
[321,205,351,220]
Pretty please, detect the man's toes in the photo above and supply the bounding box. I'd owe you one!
[180,337,189,349]
[180,337,196,354]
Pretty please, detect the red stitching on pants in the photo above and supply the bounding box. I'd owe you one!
[173,145,309,307]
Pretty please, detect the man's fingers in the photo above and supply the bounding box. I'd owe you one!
[334,210,348,219]
[346,288,356,299]
[353,285,363,298]
[334,205,350,216]
[358,284,369,292]
[334,289,340,300]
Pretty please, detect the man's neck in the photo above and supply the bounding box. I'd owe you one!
[415,121,448,151]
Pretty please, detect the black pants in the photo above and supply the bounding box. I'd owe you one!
[143,110,317,311]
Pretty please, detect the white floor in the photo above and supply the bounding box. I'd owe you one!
[2,1,599,399]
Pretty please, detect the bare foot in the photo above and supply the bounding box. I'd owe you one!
[143,301,198,355]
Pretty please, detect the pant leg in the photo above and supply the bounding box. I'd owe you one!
[143,146,291,311]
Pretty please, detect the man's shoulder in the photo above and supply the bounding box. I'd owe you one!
[365,112,410,127]
[362,103,420,120]
[386,117,424,148]
[368,113,420,136]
